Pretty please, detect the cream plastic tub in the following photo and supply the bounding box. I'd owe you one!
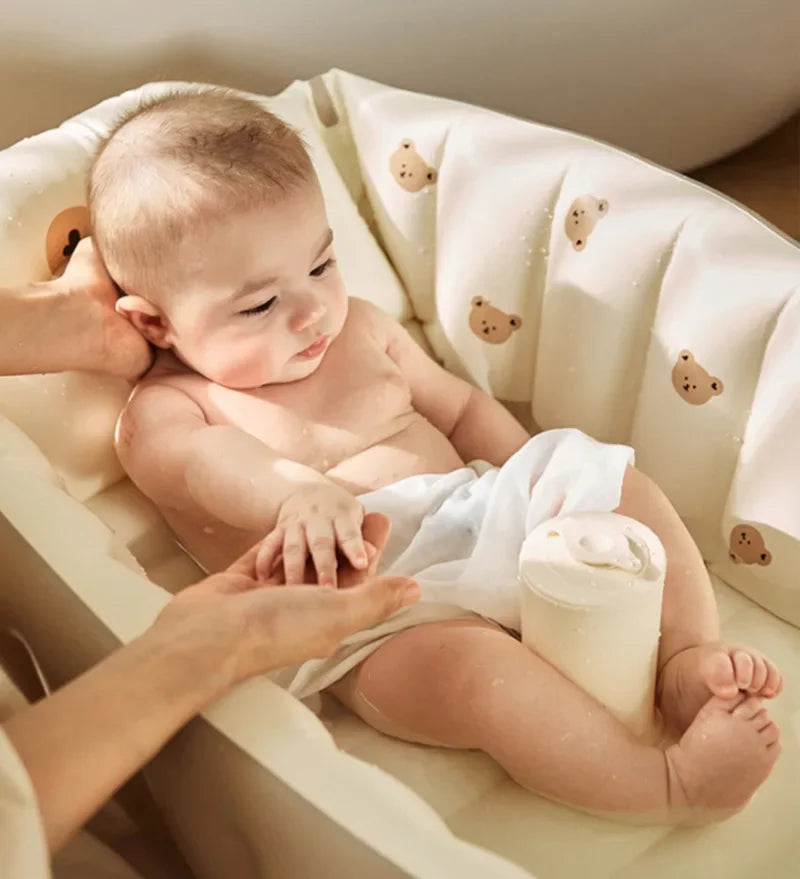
[0,70,799,879]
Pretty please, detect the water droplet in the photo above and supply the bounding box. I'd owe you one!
[519,235,526,241]
[632,281,640,287]
[540,247,548,255]
[6,216,12,222]
[203,525,215,535]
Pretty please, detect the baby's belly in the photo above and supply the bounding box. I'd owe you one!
[325,415,464,494]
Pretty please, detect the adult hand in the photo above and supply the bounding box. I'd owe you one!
[56,236,153,380]
[152,513,416,691]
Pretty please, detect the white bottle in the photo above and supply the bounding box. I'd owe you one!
[518,511,667,740]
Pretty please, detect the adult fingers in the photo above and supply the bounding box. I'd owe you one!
[361,513,391,573]
[254,529,285,582]
[330,575,420,641]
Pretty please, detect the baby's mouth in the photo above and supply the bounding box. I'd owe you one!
[297,335,329,359]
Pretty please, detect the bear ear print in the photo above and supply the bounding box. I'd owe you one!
[471,296,485,307]
[509,315,522,328]
[759,550,772,566]
[46,205,91,275]
[679,350,693,363]
[574,238,585,250]
[597,200,608,213]
[729,551,740,564]
[710,377,724,395]
[402,139,414,149]
[426,169,438,183]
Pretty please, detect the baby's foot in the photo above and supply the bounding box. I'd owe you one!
[665,694,781,821]
[656,642,783,736]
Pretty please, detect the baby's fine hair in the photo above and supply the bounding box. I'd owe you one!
[88,86,315,297]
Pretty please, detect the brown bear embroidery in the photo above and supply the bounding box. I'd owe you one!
[671,350,724,405]
[46,205,91,275]
[729,524,772,566]
[390,140,438,193]
[564,195,608,250]
[469,296,522,344]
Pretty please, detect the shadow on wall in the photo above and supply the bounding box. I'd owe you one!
[0,38,292,149]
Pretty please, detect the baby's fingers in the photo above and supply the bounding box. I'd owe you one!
[334,513,368,571]
[283,523,308,585]
[306,517,338,587]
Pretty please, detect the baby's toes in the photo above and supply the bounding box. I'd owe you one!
[748,653,769,694]
[731,649,756,690]
[762,658,784,698]
[701,649,739,698]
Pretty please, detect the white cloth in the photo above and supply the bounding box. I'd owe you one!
[273,428,635,699]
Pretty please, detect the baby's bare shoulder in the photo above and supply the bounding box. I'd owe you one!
[117,378,207,455]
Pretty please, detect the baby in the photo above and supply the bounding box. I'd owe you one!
[91,87,783,824]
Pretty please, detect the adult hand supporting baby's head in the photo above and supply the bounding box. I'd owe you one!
[54,237,153,380]
[151,512,417,693]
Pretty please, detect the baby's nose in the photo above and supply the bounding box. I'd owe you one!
[290,297,326,333]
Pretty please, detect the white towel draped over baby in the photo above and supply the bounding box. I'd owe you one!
[271,428,635,699]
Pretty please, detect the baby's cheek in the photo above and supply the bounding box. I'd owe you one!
[212,340,279,388]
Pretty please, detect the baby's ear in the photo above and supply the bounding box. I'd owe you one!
[115,295,172,348]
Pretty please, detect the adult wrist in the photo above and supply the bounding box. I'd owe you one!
[138,604,245,711]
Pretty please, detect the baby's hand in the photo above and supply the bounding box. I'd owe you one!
[257,512,391,590]
[256,483,367,586]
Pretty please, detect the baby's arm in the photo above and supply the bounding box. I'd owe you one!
[117,384,367,582]
[375,304,529,466]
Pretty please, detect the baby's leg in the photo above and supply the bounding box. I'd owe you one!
[615,466,783,734]
[330,620,779,824]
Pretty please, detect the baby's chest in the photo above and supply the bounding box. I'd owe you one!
[203,348,412,461]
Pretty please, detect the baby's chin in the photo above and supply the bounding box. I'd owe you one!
[207,356,325,390]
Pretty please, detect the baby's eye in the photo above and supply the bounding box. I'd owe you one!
[240,296,278,317]
[310,257,336,278]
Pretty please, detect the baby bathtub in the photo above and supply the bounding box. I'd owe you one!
[0,69,799,879]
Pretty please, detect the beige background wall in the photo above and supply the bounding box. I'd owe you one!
[1,0,798,171]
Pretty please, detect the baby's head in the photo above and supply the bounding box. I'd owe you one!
[89,87,347,388]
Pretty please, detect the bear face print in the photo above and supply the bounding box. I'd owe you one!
[46,205,91,274]
[671,350,724,405]
[469,296,522,344]
[390,140,438,193]
[729,524,772,566]
[564,195,608,250]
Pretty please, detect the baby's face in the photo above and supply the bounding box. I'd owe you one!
[158,181,347,388]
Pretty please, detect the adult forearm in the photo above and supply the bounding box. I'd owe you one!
[3,627,226,853]
[184,425,331,532]
[0,281,100,375]
[449,387,529,466]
